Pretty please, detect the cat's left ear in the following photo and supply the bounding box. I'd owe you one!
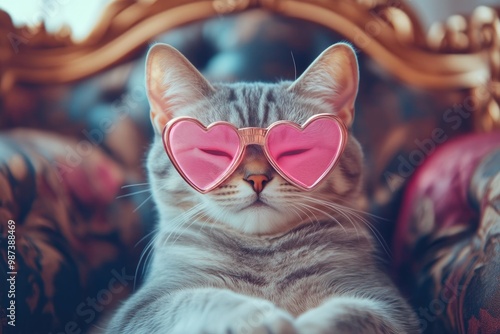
[146,43,215,133]
[288,43,359,127]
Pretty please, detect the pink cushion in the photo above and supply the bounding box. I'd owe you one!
[393,131,500,333]
[394,131,500,264]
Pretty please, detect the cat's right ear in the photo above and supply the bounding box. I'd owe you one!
[146,43,215,134]
[287,43,359,128]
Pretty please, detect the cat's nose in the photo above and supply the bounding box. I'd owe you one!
[244,174,270,194]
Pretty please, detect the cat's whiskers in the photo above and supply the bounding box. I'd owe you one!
[286,194,351,232]
[196,210,213,235]
[135,209,184,287]
[139,201,200,277]
[288,200,320,225]
[171,212,207,245]
[330,204,392,258]
[294,195,392,257]
[289,202,322,229]
[290,51,298,81]
[156,209,207,270]
[291,194,357,222]
[294,195,362,239]
[134,226,159,248]
[286,204,305,223]
[121,184,161,287]
[320,193,390,222]
[311,196,391,254]
[116,188,151,199]
[287,202,309,222]
[133,193,154,212]
[134,231,161,289]
[121,182,150,189]
[295,201,348,235]
[132,181,174,213]
[207,205,231,234]
[161,203,206,248]
[334,205,392,258]
[303,197,361,239]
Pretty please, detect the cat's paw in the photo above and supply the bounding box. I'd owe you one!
[224,300,298,334]
[243,308,298,334]
[295,306,334,334]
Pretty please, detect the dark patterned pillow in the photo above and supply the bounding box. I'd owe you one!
[0,130,153,334]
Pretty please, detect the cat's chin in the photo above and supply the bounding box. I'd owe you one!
[221,205,300,236]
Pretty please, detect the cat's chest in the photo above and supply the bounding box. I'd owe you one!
[154,222,366,314]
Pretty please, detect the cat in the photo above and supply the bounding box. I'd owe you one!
[105,42,420,334]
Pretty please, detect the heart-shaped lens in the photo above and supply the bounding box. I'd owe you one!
[265,116,346,190]
[164,119,242,193]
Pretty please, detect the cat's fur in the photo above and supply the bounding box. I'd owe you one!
[105,43,420,333]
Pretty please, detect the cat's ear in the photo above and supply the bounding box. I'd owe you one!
[146,43,215,133]
[288,43,359,127]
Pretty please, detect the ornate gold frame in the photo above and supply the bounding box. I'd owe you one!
[1,0,499,130]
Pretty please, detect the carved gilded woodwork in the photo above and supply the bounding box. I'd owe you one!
[0,0,499,130]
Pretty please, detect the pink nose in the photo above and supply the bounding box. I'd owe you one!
[245,174,270,194]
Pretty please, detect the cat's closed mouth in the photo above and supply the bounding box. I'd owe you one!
[245,198,271,210]
[252,199,267,207]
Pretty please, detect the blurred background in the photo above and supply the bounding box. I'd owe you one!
[1,0,499,41]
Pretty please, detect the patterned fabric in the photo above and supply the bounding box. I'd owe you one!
[0,131,154,333]
[0,10,494,334]
[394,132,500,334]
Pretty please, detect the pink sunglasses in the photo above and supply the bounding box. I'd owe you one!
[162,113,348,193]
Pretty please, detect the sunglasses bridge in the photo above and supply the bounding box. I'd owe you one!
[238,128,267,146]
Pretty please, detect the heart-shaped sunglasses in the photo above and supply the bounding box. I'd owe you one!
[162,113,348,193]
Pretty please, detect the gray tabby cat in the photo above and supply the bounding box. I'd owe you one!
[105,43,420,334]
